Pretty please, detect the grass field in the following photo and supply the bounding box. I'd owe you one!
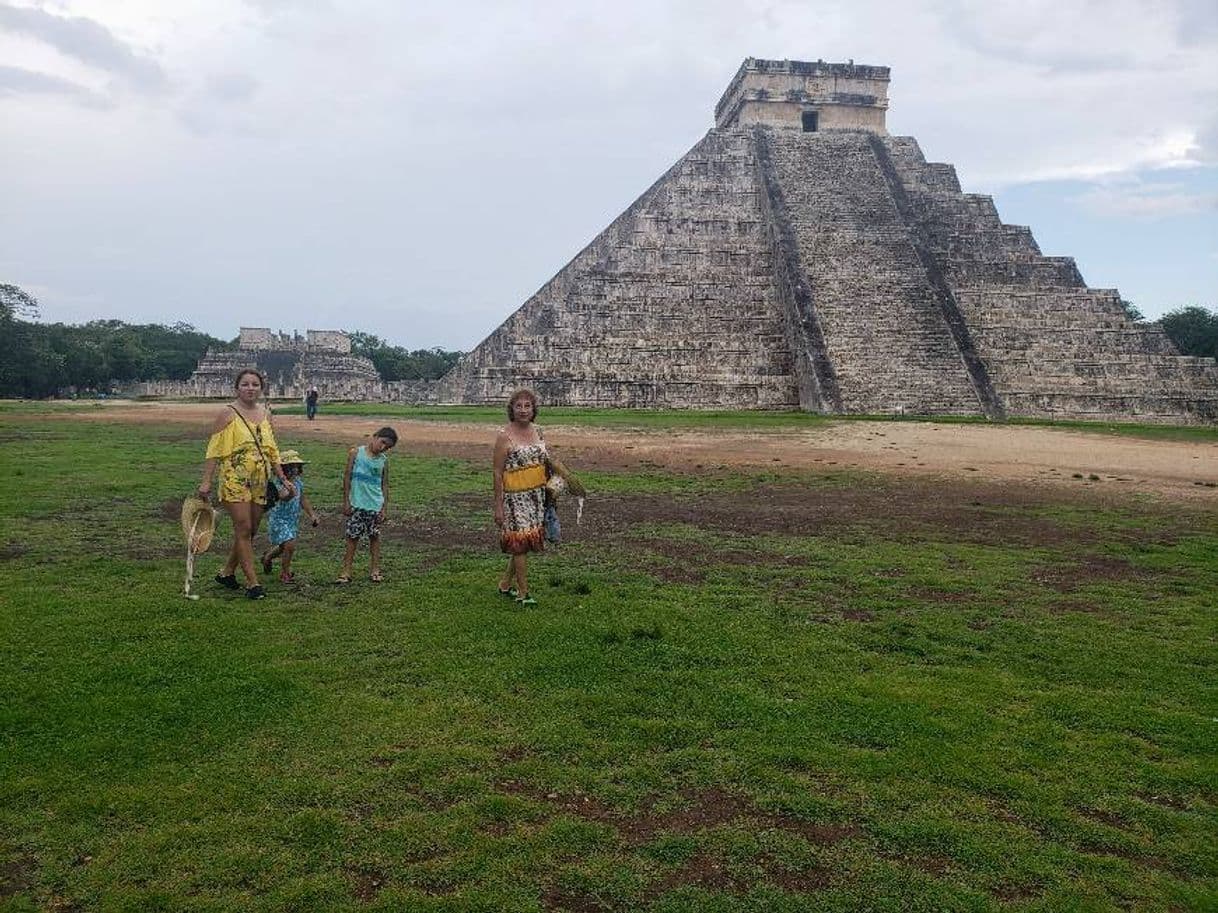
[1,404,1216,912]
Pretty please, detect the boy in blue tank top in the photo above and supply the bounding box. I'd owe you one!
[336,426,397,584]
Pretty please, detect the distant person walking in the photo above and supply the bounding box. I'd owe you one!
[493,389,547,605]
[197,369,295,600]
[305,386,320,421]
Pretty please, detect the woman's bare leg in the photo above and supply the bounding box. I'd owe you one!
[499,557,517,592]
[224,502,260,585]
[512,554,528,597]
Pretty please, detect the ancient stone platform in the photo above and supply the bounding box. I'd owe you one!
[437,57,1218,422]
[176,328,381,399]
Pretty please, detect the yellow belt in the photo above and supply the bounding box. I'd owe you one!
[503,464,546,492]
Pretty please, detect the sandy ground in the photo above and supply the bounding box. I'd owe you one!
[50,401,1218,504]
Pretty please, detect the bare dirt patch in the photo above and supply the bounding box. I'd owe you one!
[1134,791,1189,811]
[495,781,859,852]
[582,481,1132,550]
[59,403,1218,502]
[541,885,606,912]
[344,865,387,902]
[648,851,745,896]
[1029,556,1141,592]
[0,851,36,899]
[1077,807,1134,830]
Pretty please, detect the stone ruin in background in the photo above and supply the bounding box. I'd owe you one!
[139,327,383,400]
[435,57,1218,422]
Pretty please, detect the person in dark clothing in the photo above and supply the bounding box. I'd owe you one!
[305,386,319,421]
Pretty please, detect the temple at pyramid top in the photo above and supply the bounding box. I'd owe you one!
[714,57,890,133]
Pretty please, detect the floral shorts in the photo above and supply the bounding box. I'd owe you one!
[218,448,269,505]
[345,508,381,540]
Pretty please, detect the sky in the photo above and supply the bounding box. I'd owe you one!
[1,0,1215,350]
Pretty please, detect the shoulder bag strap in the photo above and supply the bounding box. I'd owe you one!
[228,405,273,474]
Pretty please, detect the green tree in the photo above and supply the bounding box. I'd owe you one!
[1159,305,1218,359]
[1119,299,1144,322]
[0,283,39,320]
[0,284,41,395]
[348,332,462,381]
[0,292,233,397]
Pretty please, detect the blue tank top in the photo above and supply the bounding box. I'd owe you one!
[350,445,387,511]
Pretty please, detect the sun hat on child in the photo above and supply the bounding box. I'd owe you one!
[279,449,307,465]
[180,496,216,553]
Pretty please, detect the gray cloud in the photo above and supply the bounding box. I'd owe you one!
[206,72,259,104]
[0,3,166,91]
[936,2,1136,72]
[0,64,112,108]
[1175,0,1218,44]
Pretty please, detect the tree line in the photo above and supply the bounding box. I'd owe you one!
[0,284,464,398]
[2,282,1216,399]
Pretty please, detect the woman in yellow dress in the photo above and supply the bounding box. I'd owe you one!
[196,369,295,599]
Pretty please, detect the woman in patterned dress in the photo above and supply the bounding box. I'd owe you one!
[197,369,295,599]
[493,389,547,605]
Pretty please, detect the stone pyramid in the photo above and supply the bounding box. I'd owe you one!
[437,58,1218,422]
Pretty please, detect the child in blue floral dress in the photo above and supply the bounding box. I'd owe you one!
[261,450,319,583]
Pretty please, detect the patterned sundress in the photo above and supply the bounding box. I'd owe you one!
[500,433,547,554]
[205,412,281,505]
[267,477,304,545]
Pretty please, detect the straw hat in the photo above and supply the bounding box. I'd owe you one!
[180,496,216,553]
[545,456,587,499]
[279,449,307,465]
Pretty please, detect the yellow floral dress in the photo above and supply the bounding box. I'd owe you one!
[206,411,281,505]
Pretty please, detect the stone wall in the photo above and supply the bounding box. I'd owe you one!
[307,330,351,353]
[715,57,890,132]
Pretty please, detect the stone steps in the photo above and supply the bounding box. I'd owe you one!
[763,130,982,414]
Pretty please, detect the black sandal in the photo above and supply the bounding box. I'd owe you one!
[246,585,266,600]
[215,573,240,590]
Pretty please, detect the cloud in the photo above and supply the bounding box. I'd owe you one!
[206,71,259,104]
[0,64,112,107]
[1071,180,1218,218]
[0,3,166,92]
[1175,0,1218,44]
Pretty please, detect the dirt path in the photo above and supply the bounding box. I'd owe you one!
[59,401,1218,503]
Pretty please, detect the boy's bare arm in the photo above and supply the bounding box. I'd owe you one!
[342,447,356,515]
[378,460,389,520]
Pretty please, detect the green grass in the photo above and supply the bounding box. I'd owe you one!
[1,408,1216,912]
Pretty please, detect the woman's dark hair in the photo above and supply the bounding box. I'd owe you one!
[233,369,265,390]
[507,389,538,422]
[374,426,398,446]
